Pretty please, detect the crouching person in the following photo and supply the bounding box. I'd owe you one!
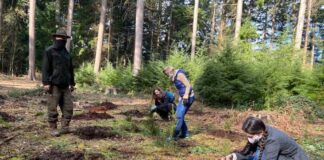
[150,87,175,121]
[42,28,75,137]
[220,116,309,160]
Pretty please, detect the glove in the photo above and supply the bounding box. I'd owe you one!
[150,105,157,113]
[183,98,188,106]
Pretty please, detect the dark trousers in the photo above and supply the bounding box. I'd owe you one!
[48,86,73,123]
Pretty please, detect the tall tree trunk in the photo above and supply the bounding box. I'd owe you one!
[191,0,199,60]
[209,0,216,53]
[218,2,225,49]
[133,0,144,76]
[234,0,243,42]
[271,8,276,49]
[263,10,268,42]
[150,8,155,59]
[166,1,173,57]
[0,0,3,72]
[156,0,162,55]
[11,28,17,76]
[55,0,60,28]
[66,0,74,52]
[150,27,154,60]
[94,0,108,74]
[107,1,113,63]
[28,0,36,80]
[303,0,312,65]
[310,35,315,69]
[294,0,306,49]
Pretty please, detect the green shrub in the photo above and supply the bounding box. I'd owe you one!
[281,95,321,120]
[97,64,134,93]
[98,62,118,86]
[297,64,324,106]
[195,44,263,107]
[135,61,170,93]
[75,63,96,87]
[254,45,305,108]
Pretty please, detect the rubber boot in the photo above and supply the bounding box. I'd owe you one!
[60,120,73,134]
[49,122,60,137]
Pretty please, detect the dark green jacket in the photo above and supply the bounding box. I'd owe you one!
[42,45,75,88]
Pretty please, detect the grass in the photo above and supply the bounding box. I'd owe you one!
[7,87,42,98]
[299,137,324,160]
[190,145,217,154]
[2,88,324,159]
[0,117,11,128]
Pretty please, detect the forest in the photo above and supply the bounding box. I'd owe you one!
[0,0,323,159]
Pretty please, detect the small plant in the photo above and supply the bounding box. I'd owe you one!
[223,119,232,131]
[190,145,217,155]
[140,118,161,136]
[299,137,324,160]
[75,62,96,87]
[34,112,45,117]
[112,119,141,134]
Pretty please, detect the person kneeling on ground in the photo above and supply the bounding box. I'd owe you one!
[150,87,175,121]
[220,116,309,160]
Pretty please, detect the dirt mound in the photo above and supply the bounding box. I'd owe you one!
[32,149,84,160]
[176,140,196,148]
[0,94,6,100]
[83,102,118,112]
[74,126,119,140]
[0,127,7,139]
[0,112,16,122]
[208,129,245,142]
[87,153,106,160]
[120,109,145,118]
[73,112,114,121]
[99,102,118,110]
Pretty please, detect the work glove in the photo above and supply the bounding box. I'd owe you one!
[150,105,157,113]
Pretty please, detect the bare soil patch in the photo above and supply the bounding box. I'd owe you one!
[31,149,84,160]
[73,112,114,121]
[120,109,145,118]
[0,112,16,122]
[74,126,119,140]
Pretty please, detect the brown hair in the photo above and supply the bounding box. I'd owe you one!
[152,87,165,101]
[240,116,268,160]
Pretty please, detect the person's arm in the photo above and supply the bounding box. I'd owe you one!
[69,58,75,86]
[177,73,191,99]
[262,139,280,160]
[156,95,171,110]
[42,50,51,85]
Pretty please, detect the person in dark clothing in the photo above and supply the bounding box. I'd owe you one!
[150,87,175,121]
[42,28,75,137]
[220,116,309,160]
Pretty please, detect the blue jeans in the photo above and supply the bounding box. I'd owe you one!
[173,96,195,139]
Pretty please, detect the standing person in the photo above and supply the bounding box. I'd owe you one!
[163,66,195,140]
[220,116,309,160]
[42,28,75,137]
[150,87,175,121]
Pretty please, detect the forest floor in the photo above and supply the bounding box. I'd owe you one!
[0,76,323,160]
